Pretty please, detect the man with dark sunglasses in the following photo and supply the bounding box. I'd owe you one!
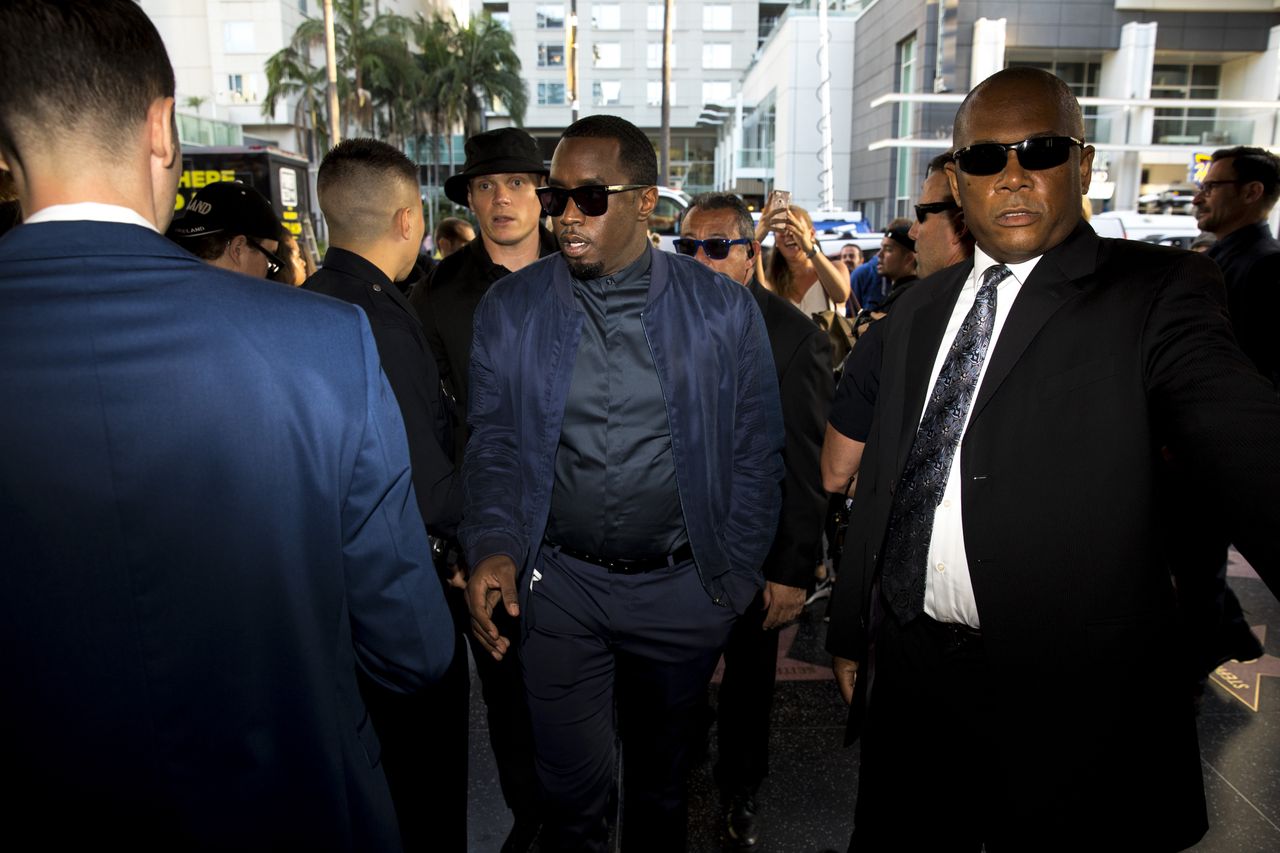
[462,115,784,853]
[166,179,285,279]
[826,67,1280,850]
[682,193,831,850]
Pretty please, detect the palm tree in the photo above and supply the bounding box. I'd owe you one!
[263,44,329,161]
[286,0,414,139]
[439,11,527,137]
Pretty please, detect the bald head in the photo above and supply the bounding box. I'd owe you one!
[955,67,1084,148]
[318,138,425,282]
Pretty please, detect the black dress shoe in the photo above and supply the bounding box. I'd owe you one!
[500,813,541,853]
[1208,622,1265,672]
[725,793,759,849]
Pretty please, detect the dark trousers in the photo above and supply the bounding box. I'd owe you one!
[851,613,999,853]
[522,546,738,853]
[466,609,543,825]
[714,590,777,798]
[358,587,470,853]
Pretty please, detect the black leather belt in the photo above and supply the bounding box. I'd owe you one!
[545,540,694,574]
[921,614,983,650]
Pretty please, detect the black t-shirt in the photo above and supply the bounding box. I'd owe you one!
[828,317,884,442]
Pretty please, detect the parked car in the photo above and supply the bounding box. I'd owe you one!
[1091,211,1201,247]
[651,186,692,252]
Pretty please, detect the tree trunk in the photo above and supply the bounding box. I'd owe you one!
[323,0,341,145]
[660,0,673,187]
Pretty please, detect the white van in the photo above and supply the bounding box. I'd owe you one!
[1091,211,1202,250]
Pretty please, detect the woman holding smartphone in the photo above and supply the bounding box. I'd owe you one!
[755,192,852,315]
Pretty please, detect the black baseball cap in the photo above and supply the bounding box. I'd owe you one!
[168,181,280,243]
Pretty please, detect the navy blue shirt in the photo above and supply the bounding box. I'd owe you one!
[546,249,689,557]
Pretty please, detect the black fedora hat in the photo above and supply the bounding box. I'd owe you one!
[444,127,548,207]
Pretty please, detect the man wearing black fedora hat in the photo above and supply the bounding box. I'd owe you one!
[413,125,555,853]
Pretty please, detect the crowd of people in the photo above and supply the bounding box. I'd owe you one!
[4,2,1280,852]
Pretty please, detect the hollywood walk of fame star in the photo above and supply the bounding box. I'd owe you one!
[1210,626,1280,712]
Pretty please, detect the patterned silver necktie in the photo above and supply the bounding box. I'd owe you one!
[880,264,1011,624]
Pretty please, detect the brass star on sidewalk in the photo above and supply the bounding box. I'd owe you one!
[1209,627,1280,712]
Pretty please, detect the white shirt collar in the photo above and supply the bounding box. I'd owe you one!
[971,244,1041,288]
[24,202,159,233]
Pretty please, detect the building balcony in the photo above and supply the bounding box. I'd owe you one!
[177,112,244,148]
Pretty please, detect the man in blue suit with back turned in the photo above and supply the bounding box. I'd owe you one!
[0,2,453,850]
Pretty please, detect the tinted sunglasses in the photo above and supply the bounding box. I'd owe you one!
[953,136,1084,176]
[535,184,649,217]
[673,237,753,260]
[915,200,959,223]
[244,237,284,276]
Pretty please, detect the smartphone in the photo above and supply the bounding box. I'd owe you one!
[767,189,791,213]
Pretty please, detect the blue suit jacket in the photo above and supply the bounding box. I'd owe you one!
[460,247,785,614]
[0,221,454,850]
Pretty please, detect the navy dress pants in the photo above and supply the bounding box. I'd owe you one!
[521,545,739,853]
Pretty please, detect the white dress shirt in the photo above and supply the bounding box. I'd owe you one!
[921,246,1041,628]
[24,202,158,233]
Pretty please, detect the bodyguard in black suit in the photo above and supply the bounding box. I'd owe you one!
[826,68,1280,850]
[679,194,832,849]
[304,139,468,852]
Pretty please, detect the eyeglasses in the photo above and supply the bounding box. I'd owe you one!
[914,200,959,223]
[673,237,753,260]
[535,184,649,217]
[1196,179,1244,196]
[953,136,1084,176]
[245,237,284,276]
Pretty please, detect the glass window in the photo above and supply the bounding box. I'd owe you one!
[647,42,676,69]
[537,81,566,105]
[592,3,620,30]
[703,4,732,31]
[223,22,255,54]
[651,195,683,235]
[538,43,565,67]
[593,42,621,68]
[592,81,623,107]
[647,81,676,107]
[1152,63,1224,144]
[536,5,564,29]
[895,36,918,217]
[647,4,675,31]
[702,81,732,104]
[702,43,732,70]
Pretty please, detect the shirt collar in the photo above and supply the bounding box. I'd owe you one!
[319,245,394,291]
[23,202,159,233]
[972,244,1040,288]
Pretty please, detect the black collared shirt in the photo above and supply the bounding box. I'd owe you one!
[545,248,689,558]
[413,226,559,456]
[303,246,461,538]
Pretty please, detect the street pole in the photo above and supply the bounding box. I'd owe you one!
[323,0,341,146]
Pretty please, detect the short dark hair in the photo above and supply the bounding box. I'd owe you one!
[435,217,474,244]
[687,192,754,241]
[560,115,658,186]
[1211,146,1280,209]
[926,151,954,177]
[956,67,1084,144]
[318,138,418,195]
[178,233,234,262]
[0,0,175,168]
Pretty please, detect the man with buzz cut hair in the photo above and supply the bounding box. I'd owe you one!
[0,2,454,849]
[305,137,467,853]
[679,191,831,850]
[827,66,1280,850]
[463,115,784,853]
[412,124,555,853]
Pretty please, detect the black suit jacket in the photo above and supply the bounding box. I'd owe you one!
[826,222,1280,848]
[1208,220,1280,388]
[306,248,461,539]
[749,279,833,587]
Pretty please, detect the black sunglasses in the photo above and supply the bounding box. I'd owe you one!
[673,237,753,260]
[535,184,649,217]
[953,136,1084,176]
[915,200,959,223]
[244,237,284,276]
